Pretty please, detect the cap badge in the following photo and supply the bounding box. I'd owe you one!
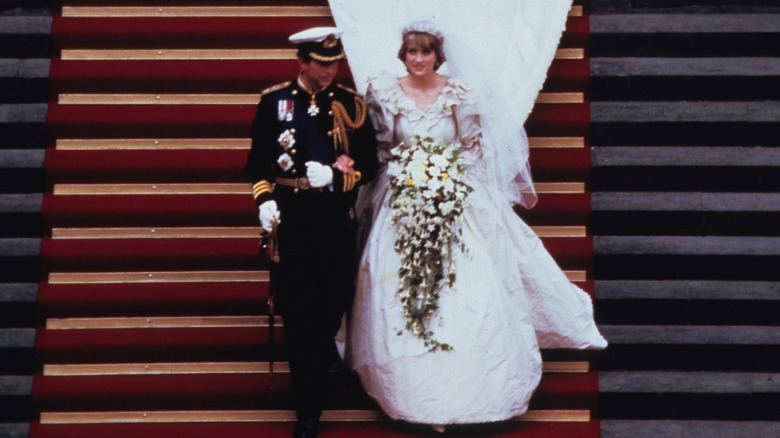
[323,34,338,48]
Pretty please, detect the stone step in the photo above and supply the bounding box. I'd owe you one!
[592,121,779,146]
[0,150,44,194]
[595,280,780,325]
[0,423,28,438]
[593,192,780,212]
[595,280,780,300]
[593,210,780,236]
[0,59,49,104]
[590,33,780,57]
[0,284,36,329]
[0,194,41,238]
[591,0,780,14]
[593,167,780,192]
[0,376,32,423]
[591,76,780,101]
[0,238,39,282]
[591,14,780,33]
[599,371,780,420]
[599,325,780,371]
[592,57,780,76]
[592,101,779,123]
[0,328,35,375]
[601,420,780,438]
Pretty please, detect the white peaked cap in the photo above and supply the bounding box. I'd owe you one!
[289,27,344,44]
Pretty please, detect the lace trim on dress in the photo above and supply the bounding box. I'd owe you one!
[370,74,470,124]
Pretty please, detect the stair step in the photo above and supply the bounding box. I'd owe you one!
[591,14,780,33]
[29,420,599,438]
[57,92,584,105]
[591,57,780,77]
[46,316,278,330]
[46,103,589,137]
[50,225,587,239]
[49,57,586,93]
[54,136,586,150]
[601,420,780,438]
[40,236,591,272]
[42,145,590,183]
[593,192,780,212]
[61,5,584,18]
[43,361,590,376]
[51,182,587,195]
[46,270,586,285]
[39,409,591,424]
[38,281,268,318]
[40,192,592,228]
[60,48,585,61]
[33,372,596,412]
[596,280,780,300]
[62,6,334,17]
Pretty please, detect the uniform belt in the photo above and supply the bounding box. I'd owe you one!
[275,176,311,190]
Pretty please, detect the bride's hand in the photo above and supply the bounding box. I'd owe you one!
[332,154,355,174]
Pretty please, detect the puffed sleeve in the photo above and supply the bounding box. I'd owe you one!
[450,79,483,159]
[365,76,399,162]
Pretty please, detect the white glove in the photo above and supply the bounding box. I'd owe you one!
[305,161,334,188]
[258,200,280,232]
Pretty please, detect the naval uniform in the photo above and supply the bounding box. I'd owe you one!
[244,77,378,421]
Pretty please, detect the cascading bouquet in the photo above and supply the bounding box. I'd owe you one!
[386,135,473,352]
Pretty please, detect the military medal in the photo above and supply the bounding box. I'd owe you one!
[277,130,296,150]
[277,153,293,172]
[307,93,320,117]
[277,100,294,122]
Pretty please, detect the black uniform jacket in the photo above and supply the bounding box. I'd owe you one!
[244,78,379,216]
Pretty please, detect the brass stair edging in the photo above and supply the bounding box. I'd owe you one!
[48,271,269,284]
[47,270,584,284]
[58,92,583,105]
[51,225,586,239]
[46,315,280,330]
[55,136,585,150]
[40,409,589,424]
[62,5,583,18]
[52,182,585,195]
[44,360,587,376]
[61,48,583,61]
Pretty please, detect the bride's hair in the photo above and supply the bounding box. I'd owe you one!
[397,21,446,71]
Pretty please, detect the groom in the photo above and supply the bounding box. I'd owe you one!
[244,27,378,438]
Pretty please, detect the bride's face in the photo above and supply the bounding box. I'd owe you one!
[404,42,437,77]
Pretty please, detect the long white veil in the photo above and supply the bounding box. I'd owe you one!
[328,0,573,207]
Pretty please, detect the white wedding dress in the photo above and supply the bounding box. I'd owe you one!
[345,75,606,425]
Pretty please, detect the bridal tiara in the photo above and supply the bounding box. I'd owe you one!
[402,20,444,44]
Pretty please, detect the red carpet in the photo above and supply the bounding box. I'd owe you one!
[34,1,599,436]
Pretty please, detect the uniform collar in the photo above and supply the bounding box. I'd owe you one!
[296,73,333,96]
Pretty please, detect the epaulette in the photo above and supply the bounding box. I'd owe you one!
[261,81,292,96]
[336,83,361,96]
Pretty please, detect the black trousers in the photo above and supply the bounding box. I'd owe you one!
[274,188,357,420]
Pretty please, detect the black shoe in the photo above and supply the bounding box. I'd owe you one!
[293,419,319,438]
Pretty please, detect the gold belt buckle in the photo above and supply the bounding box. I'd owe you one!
[297,177,311,190]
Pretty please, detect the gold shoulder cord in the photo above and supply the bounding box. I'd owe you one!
[331,96,367,156]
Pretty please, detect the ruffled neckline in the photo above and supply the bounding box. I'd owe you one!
[370,74,469,123]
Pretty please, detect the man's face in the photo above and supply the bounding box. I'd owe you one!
[298,58,339,90]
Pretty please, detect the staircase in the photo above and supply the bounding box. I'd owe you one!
[5,0,779,437]
[21,1,600,437]
[0,0,50,437]
[590,0,780,436]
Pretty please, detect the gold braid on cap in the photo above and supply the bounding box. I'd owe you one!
[331,96,366,156]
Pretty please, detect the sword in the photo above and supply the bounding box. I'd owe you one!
[260,220,280,400]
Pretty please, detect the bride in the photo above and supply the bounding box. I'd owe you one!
[342,19,608,427]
